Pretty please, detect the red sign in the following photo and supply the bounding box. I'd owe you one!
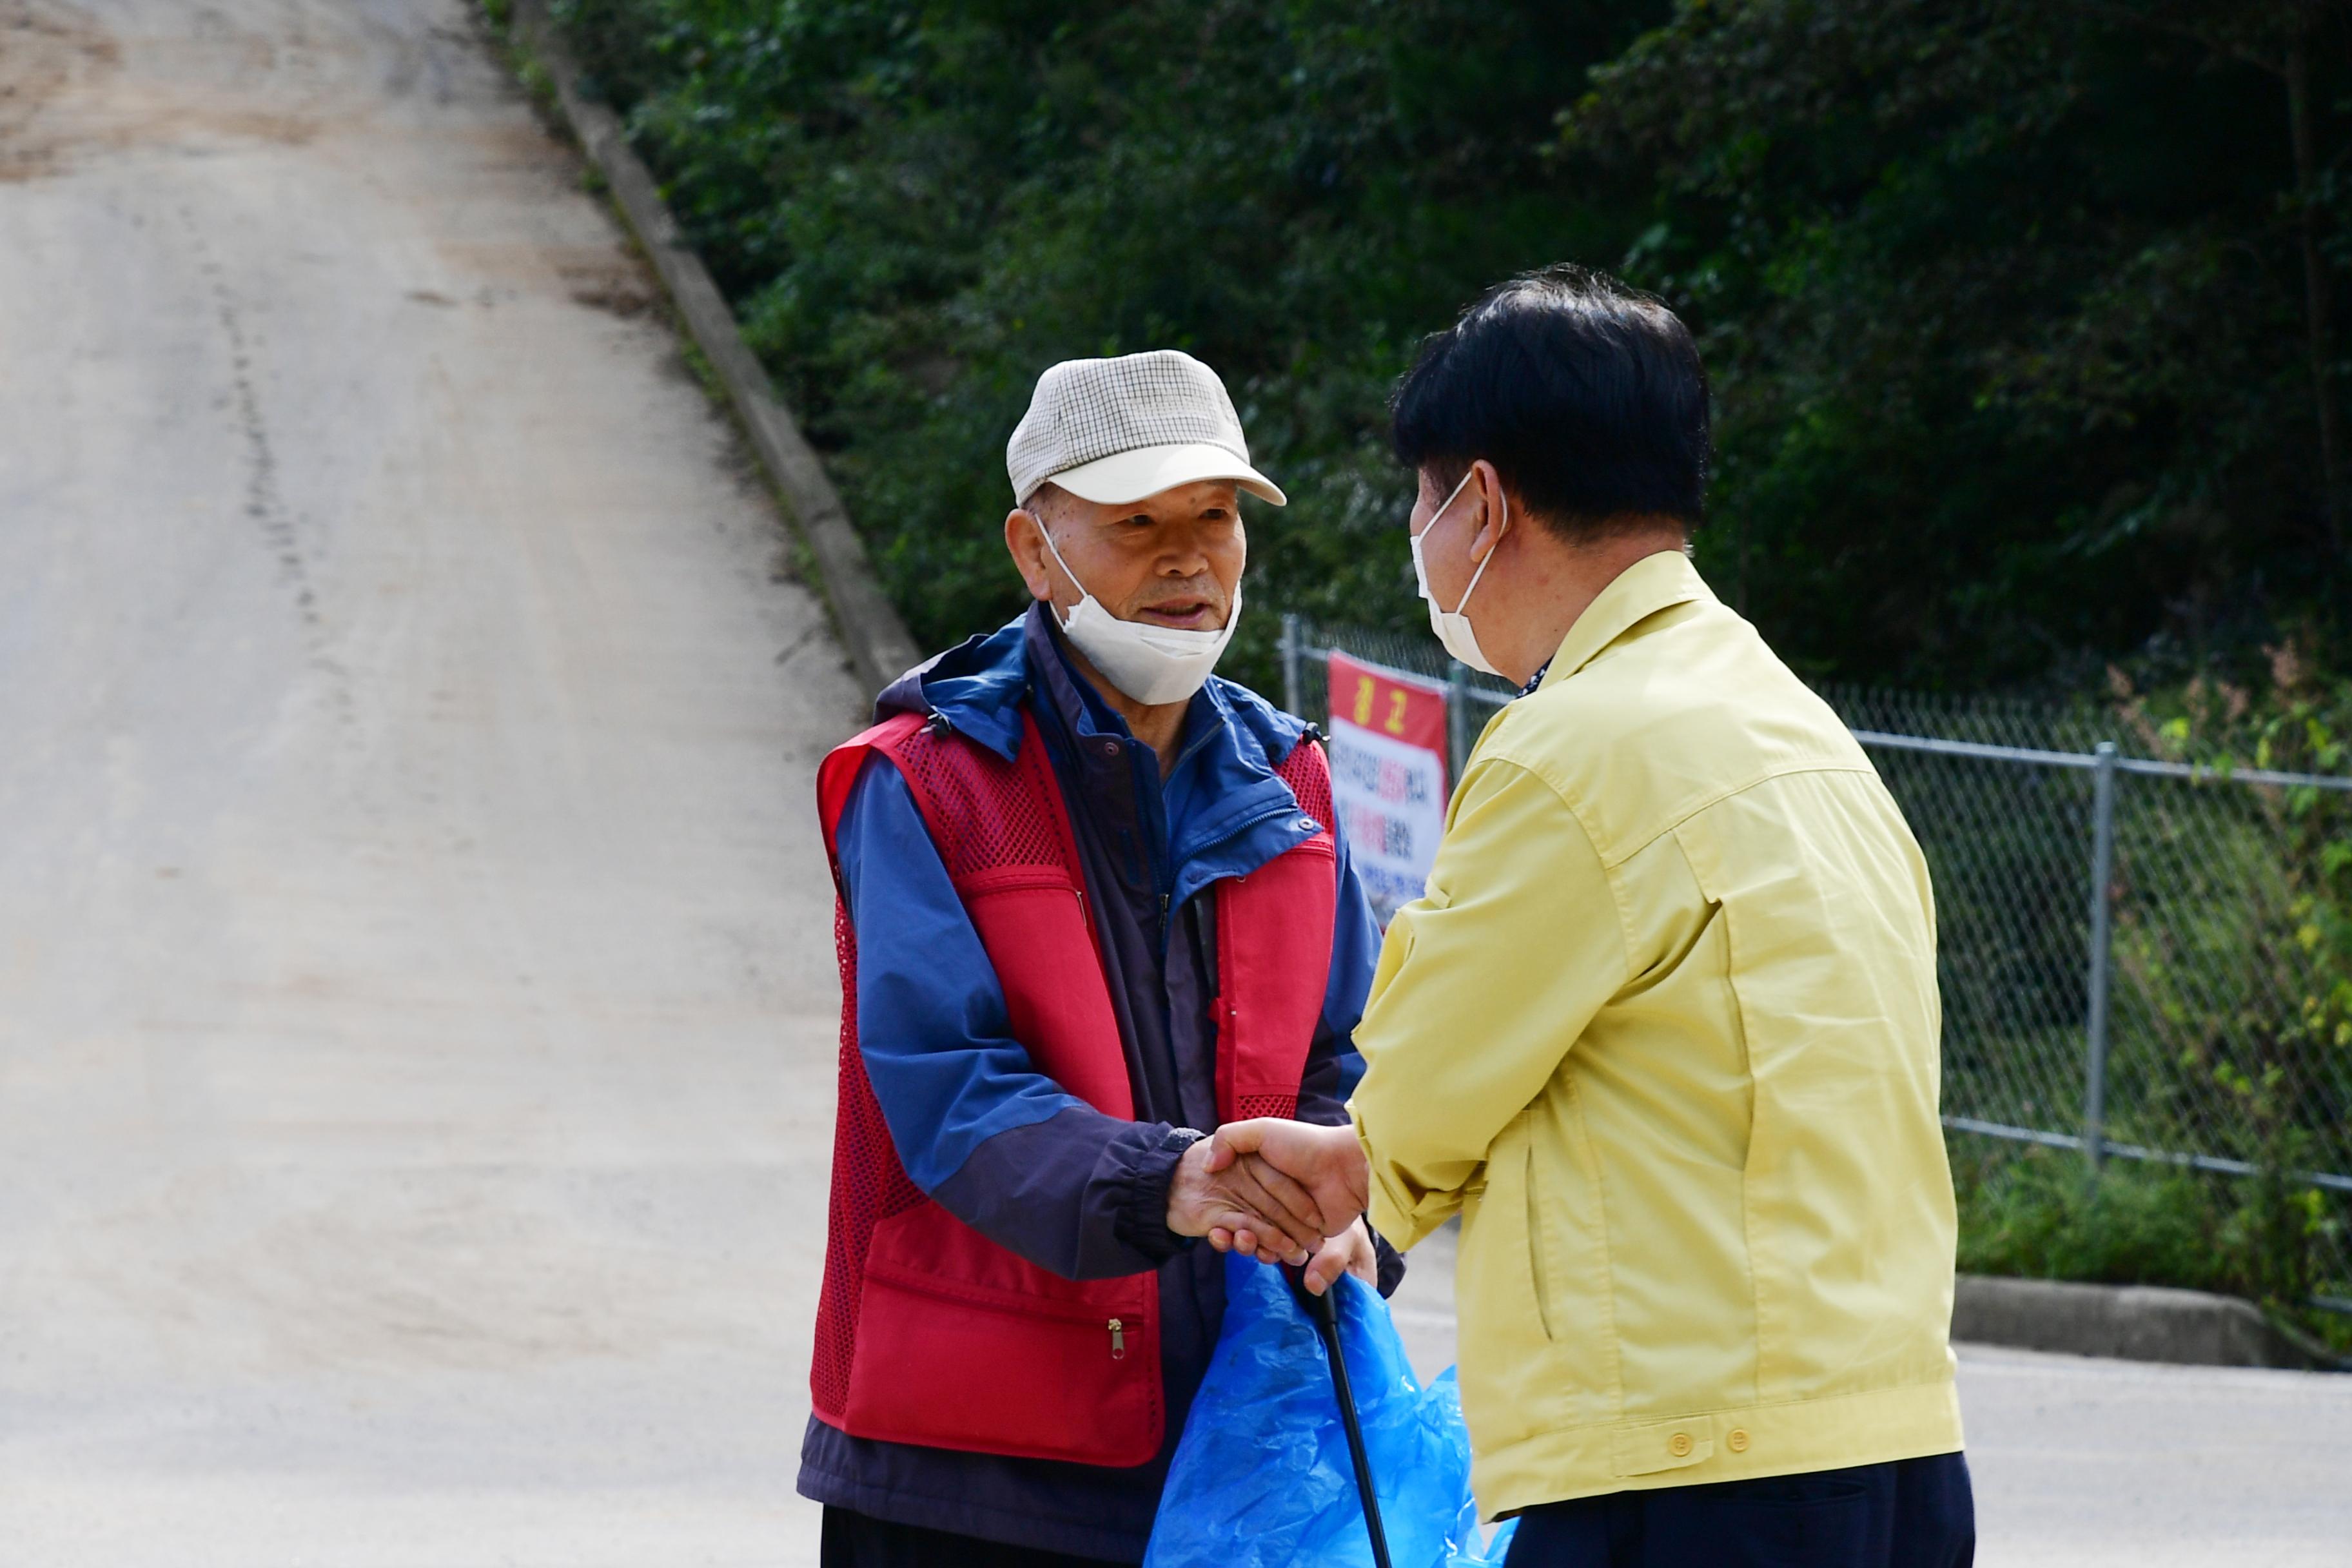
[1326,652,1451,925]
[1329,654,1447,768]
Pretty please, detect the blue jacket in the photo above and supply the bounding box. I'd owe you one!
[798,604,1390,1560]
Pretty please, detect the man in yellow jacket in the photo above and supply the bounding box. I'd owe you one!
[1210,266,1973,1567]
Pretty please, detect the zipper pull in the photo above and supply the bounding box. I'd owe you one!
[1108,1317,1126,1360]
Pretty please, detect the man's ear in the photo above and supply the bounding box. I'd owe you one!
[1004,507,1054,601]
[1468,459,1512,565]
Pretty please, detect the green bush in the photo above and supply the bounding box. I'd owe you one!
[1957,1144,2228,1292]
[2106,661,2352,1188]
[1954,1141,2350,1352]
[1941,658,2352,1342]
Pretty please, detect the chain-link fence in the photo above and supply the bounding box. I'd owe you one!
[1279,618,1520,786]
[1282,617,2352,1317]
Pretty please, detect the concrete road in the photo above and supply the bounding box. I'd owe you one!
[0,1,862,1562]
[1391,1226,2352,1568]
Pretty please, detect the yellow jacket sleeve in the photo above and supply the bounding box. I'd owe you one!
[1347,757,1625,1249]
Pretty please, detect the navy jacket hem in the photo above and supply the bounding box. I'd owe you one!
[798,1439,1150,1563]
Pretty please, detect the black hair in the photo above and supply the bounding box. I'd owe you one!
[1390,265,1710,538]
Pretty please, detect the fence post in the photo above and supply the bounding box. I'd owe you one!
[1446,660,1472,790]
[2082,740,2120,1171]
[1280,612,1303,721]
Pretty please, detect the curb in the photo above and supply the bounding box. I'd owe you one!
[1954,1275,2330,1371]
[509,0,922,699]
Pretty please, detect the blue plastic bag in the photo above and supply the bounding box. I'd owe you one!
[1144,1253,1516,1568]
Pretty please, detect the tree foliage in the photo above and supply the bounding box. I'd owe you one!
[1574,0,2352,687]
[547,0,2352,691]
[549,0,1654,681]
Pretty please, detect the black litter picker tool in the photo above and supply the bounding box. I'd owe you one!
[1286,1264,1395,1568]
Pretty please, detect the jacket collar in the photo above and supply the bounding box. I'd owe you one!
[874,615,1030,756]
[877,602,1321,899]
[1538,549,1711,693]
[1023,605,1142,757]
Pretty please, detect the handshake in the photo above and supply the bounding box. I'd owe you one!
[1165,1119,1375,1295]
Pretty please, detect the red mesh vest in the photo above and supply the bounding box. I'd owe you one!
[810,707,1338,1465]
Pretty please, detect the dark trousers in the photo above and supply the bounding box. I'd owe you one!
[1504,1452,1974,1568]
[819,1506,1126,1567]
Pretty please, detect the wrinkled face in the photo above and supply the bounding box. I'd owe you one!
[1010,479,1246,631]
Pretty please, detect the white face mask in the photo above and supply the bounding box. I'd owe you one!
[1410,466,1507,676]
[1035,524,1239,706]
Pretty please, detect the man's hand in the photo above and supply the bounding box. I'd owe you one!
[1298,1217,1380,1297]
[1164,1135,1327,1265]
[1202,1119,1371,1260]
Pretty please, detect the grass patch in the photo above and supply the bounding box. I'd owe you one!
[516,56,557,113]
[678,341,727,408]
[1954,1139,2352,1356]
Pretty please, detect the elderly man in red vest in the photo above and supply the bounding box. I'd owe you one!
[798,350,1395,1565]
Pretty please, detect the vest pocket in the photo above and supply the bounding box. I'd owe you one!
[839,1204,1162,1467]
[844,1259,1162,1467]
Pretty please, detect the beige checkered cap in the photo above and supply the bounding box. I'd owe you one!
[1007,349,1286,507]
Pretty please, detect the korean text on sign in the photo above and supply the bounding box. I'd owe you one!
[1326,652,1449,927]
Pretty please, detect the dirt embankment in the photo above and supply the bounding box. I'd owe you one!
[0,1,121,181]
